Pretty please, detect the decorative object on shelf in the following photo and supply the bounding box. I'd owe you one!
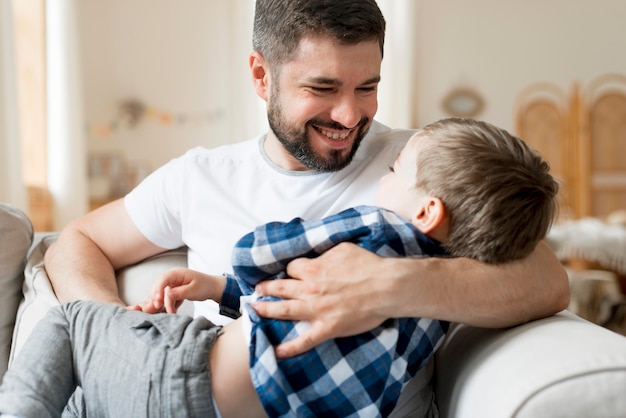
[442,87,485,118]
[88,153,151,202]
[118,98,147,128]
[88,153,127,200]
[87,98,225,139]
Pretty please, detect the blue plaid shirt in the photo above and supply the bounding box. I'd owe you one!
[223,206,449,417]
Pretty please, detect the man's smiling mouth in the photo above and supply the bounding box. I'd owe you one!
[315,126,351,140]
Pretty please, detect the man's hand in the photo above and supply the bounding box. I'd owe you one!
[252,243,390,358]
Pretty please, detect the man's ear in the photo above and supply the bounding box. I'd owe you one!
[413,197,445,234]
[250,51,270,102]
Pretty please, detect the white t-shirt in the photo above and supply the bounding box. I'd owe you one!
[125,121,437,417]
[125,120,413,323]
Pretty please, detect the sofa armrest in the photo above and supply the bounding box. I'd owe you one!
[434,311,626,418]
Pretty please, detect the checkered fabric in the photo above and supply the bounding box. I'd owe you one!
[227,206,449,418]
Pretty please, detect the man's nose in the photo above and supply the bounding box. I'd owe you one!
[330,95,361,129]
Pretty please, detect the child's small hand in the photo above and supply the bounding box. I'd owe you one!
[126,299,162,313]
[125,303,145,312]
[163,285,174,313]
[147,268,226,314]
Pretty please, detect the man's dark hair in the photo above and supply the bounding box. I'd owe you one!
[252,0,385,68]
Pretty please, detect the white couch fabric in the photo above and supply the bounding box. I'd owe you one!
[435,312,626,417]
[0,203,33,379]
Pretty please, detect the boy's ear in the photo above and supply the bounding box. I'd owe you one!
[250,51,270,102]
[413,197,445,234]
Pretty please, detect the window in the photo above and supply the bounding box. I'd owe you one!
[13,0,51,230]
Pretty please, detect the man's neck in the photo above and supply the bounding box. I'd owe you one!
[263,132,311,172]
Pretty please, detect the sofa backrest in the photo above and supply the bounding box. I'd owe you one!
[0,203,34,379]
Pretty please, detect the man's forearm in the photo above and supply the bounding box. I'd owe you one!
[380,241,570,327]
[44,199,165,306]
[253,241,570,357]
[45,229,123,305]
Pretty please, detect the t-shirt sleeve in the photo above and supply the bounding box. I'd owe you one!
[124,154,185,250]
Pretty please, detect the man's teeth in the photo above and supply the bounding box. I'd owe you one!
[319,128,349,140]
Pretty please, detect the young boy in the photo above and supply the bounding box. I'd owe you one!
[0,118,558,418]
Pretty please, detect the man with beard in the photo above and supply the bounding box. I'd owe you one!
[42,0,569,416]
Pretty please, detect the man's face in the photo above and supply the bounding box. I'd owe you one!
[265,36,381,172]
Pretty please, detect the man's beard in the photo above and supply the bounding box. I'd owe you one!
[267,100,369,172]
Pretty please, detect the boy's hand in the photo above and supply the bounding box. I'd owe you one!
[137,268,226,314]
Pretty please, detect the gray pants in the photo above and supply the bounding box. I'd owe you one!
[0,301,222,418]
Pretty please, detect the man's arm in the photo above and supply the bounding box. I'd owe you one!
[253,240,570,357]
[45,199,167,305]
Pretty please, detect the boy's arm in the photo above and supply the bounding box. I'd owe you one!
[143,268,228,314]
[253,240,570,358]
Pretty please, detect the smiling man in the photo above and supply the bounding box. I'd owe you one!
[259,36,380,172]
[42,0,569,416]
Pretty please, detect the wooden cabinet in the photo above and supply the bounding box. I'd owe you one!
[515,74,626,220]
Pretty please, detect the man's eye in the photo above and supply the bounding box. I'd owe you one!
[388,166,395,173]
[311,87,333,93]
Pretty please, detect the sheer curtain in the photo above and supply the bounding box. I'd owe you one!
[376,0,420,129]
[46,0,88,229]
[0,0,86,228]
[0,0,26,210]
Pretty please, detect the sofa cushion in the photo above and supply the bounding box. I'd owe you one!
[0,203,33,379]
[9,234,60,365]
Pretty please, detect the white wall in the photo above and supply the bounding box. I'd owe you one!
[78,0,261,179]
[413,0,626,131]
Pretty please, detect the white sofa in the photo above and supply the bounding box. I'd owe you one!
[2,202,626,417]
